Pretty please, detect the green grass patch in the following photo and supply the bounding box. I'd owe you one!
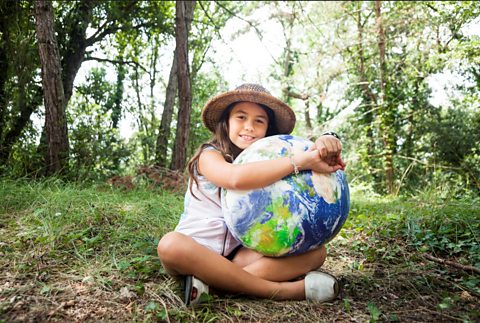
[340,191,480,270]
[0,178,182,282]
[0,179,479,322]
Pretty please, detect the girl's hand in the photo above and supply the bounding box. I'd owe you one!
[312,135,346,170]
[295,149,344,174]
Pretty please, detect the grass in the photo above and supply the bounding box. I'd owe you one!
[0,178,479,322]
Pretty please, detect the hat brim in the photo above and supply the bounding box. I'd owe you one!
[201,89,296,134]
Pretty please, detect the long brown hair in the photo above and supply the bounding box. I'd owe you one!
[187,102,278,198]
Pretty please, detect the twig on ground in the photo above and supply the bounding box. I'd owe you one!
[420,306,464,322]
[423,253,480,275]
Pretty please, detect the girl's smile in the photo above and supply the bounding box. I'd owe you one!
[228,102,269,150]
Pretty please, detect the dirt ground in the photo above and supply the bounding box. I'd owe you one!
[1,241,478,322]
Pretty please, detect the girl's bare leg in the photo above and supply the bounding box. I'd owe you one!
[232,246,327,282]
[157,231,306,300]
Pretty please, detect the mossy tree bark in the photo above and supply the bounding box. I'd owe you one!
[34,0,69,174]
[171,1,195,171]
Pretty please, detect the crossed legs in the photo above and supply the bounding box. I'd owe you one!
[157,231,327,300]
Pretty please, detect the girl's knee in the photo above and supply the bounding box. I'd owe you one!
[318,244,327,258]
[304,245,327,271]
[314,245,327,268]
[157,231,187,263]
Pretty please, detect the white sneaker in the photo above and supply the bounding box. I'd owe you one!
[304,271,340,302]
[183,275,209,306]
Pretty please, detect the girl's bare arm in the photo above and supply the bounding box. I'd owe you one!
[198,149,342,190]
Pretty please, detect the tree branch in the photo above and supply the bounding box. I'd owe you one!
[395,155,463,170]
[214,1,264,41]
[84,56,148,72]
[192,43,211,79]
[283,89,309,100]
[85,0,139,45]
[86,22,153,47]
[86,22,117,47]
[424,253,480,275]
[198,1,222,36]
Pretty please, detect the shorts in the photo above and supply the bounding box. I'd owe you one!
[225,245,243,261]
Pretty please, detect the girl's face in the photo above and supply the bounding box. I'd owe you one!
[228,102,269,150]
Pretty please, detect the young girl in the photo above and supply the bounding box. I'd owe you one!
[157,83,346,305]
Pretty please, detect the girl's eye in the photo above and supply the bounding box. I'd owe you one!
[256,119,265,124]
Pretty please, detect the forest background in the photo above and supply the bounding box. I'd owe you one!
[1,1,479,321]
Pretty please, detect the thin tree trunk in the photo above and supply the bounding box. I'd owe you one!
[171,0,195,171]
[0,15,8,144]
[149,36,159,127]
[404,81,418,159]
[375,0,394,194]
[356,5,376,155]
[155,48,178,167]
[34,0,69,174]
[283,37,293,106]
[0,1,16,162]
[304,99,312,131]
[316,102,323,125]
[133,65,149,163]
[353,4,378,179]
[375,0,386,112]
[112,46,126,129]
[357,7,377,106]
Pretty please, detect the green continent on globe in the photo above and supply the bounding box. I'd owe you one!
[242,196,302,255]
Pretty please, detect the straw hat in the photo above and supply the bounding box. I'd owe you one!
[201,83,296,134]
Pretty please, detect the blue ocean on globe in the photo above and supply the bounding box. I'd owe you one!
[222,135,350,257]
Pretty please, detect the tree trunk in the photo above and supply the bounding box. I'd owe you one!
[404,81,419,159]
[357,7,377,106]
[0,1,16,162]
[155,48,178,167]
[0,12,8,144]
[149,36,159,127]
[277,5,296,107]
[133,65,149,163]
[34,0,69,175]
[304,99,312,131]
[353,4,379,181]
[356,5,376,150]
[375,0,395,194]
[170,0,195,171]
[112,46,126,129]
[283,37,293,106]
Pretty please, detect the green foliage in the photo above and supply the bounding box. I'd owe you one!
[342,190,480,278]
[6,123,44,178]
[0,1,43,172]
[427,107,479,165]
[0,0,179,178]
[367,302,381,323]
[68,68,131,181]
[338,0,480,195]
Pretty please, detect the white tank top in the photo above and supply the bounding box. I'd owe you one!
[175,146,240,256]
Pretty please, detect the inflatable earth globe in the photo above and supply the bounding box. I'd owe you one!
[222,135,350,257]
